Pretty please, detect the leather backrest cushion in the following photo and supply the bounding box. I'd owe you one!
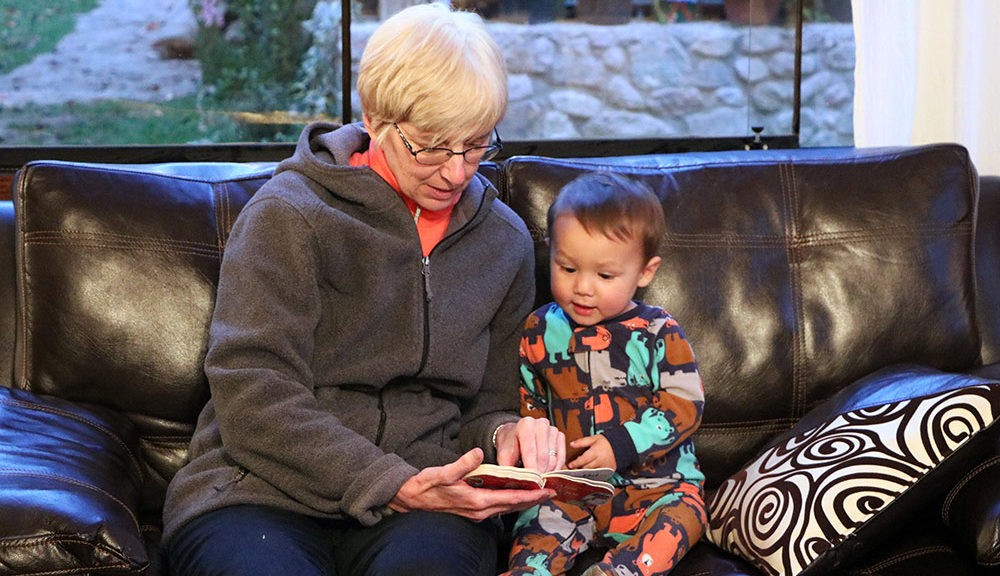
[13,161,272,497]
[502,144,980,489]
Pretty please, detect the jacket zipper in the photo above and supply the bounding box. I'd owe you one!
[375,389,387,445]
[414,205,433,374]
[418,255,432,374]
[213,466,248,492]
[374,254,427,447]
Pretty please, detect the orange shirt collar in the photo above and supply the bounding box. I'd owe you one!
[350,140,457,256]
[349,142,400,192]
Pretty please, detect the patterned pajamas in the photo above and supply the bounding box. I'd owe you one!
[508,302,707,576]
[507,481,706,576]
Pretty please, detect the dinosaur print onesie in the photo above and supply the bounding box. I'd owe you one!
[507,302,706,576]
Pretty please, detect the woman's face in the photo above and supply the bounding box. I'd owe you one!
[376,120,491,212]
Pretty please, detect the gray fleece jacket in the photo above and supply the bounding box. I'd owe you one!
[162,122,535,543]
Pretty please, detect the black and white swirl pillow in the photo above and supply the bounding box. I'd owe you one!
[706,365,1000,576]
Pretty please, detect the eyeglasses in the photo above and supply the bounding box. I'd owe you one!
[394,123,503,166]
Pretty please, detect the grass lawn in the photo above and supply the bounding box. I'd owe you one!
[0,97,306,146]
[0,0,99,73]
[0,0,313,146]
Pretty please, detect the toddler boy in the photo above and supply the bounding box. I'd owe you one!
[506,172,706,576]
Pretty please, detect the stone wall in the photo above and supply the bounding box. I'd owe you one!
[331,18,855,147]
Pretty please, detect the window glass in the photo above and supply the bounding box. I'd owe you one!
[0,0,853,148]
[796,1,855,147]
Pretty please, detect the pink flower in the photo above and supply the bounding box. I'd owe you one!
[199,0,227,28]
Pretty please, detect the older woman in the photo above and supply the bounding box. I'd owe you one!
[162,4,564,575]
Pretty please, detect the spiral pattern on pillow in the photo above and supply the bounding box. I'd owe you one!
[706,385,998,576]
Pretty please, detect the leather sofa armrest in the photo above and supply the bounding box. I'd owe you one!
[0,386,147,574]
[942,451,1000,566]
[945,362,1000,566]
[962,362,1000,380]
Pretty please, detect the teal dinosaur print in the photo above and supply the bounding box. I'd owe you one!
[513,505,541,534]
[675,442,705,484]
[543,306,573,364]
[645,490,683,516]
[526,553,553,576]
[624,407,675,453]
[625,331,652,387]
[652,336,666,389]
[520,363,539,397]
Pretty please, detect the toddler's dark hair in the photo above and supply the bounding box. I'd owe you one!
[547,172,665,262]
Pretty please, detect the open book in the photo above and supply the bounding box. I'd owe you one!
[463,464,615,507]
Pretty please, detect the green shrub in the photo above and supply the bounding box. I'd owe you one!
[190,0,319,114]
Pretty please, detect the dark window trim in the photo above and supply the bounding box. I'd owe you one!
[0,134,797,175]
[1,1,804,173]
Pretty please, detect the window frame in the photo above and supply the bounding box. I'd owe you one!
[0,0,805,184]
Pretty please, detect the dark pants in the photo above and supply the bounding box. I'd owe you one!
[167,505,500,576]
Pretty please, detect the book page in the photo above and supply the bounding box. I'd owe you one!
[544,467,614,482]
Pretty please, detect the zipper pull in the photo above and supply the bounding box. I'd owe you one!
[421,256,433,301]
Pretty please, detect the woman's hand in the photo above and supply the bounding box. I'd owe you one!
[567,434,616,470]
[389,448,554,521]
[495,416,566,473]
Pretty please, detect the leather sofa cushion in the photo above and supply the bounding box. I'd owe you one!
[705,365,1000,576]
[0,386,146,574]
[12,161,271,425]
[12,161,273,521]
[501,144,980,490]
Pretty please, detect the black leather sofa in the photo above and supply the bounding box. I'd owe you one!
[2,143,1000,576]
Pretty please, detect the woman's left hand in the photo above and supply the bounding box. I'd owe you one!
[388,448,554,521]
[494,417,566,473]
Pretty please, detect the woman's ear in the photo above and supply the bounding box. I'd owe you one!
[637,256,661,288]
[362,115,385,150]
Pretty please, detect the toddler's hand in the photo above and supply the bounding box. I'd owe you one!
[567,434,616,470]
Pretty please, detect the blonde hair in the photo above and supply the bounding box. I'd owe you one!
[357,3,508,147]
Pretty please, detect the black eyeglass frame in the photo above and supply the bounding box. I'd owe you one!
[393,123,503,166]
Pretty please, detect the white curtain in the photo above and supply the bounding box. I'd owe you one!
[852,0,1000,175]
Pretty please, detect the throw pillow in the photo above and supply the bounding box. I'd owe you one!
[705,364,1000,576]
[0,386,148,574]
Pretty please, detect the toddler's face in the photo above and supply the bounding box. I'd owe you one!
[549,214,660,326]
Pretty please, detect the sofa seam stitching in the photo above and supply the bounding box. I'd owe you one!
[781,162,806,418]
[859,545,955,573]
[659,224,972,248]
[22,232,219,258]
[0,468,142,534]
[940,453,1000,520]
[0,397,139,463]
[23,229,216,249]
